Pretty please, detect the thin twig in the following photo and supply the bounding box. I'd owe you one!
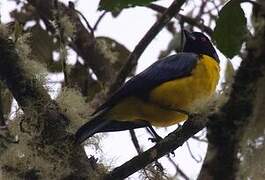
[147,3,213,36]
[108,0,187,94]
[93,11,107,31]
[74,9,95,38]
[186,141,202,163]
[166,155,189,180]
[191,135,208,143]
[196,0,207,20]
[204,1,222,14]
[129,130,142,154]
[130,130,155,179]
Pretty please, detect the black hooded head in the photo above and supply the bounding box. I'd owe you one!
[183,30,219,63]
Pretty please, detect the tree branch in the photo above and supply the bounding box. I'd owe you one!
[108,0,187,94]
[0,36,93,178]
[130,129,142,154]
[147,3,213,36]
[198,13,265,179]
[27,0,114,83]
[93,11,107,31]
[104,115,206,179]
[166,155,189,180]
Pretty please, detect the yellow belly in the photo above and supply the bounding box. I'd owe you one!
[149,55,220,111]
[106,55,220,127]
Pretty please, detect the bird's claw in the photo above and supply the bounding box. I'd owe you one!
[148,136,163,143]
[170,151,175,156]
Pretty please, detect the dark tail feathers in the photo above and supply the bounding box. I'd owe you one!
[75,116,109,144]
[75,116,150,144]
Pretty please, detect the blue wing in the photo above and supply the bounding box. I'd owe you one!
[93,52,199,114]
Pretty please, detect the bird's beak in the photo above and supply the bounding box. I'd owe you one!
[183,29,195,40]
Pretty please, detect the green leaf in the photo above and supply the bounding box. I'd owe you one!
[99,0,158,12]
[213,1,247,58]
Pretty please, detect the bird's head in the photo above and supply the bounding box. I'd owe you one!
[183,30,219,63]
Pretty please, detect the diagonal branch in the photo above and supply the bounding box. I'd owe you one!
[104,115,207,180]
[147,3,213,36]
[108,0,187,94]
[130,129,142,154]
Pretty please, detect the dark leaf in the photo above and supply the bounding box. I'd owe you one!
[99,0,158,13]
[213,1,247,58]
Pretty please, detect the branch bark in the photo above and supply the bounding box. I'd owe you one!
[104,115,206,179]
[27,0,115,83]
[0,35,93,179]
[198,6,265,179]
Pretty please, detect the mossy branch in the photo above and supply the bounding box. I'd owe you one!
[198,8,265,180]
[0,35,93,179]
[27,0,115,83]
[104,115,206,179]
[0,38,50,110]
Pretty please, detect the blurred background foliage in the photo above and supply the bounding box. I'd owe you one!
[1,0,264,179]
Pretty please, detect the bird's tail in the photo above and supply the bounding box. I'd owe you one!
[75,110,110,144]
[75,109,150,144]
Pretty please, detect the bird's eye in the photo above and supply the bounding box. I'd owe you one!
[200,37,207,42]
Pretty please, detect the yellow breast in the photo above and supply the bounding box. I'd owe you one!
[149,55,220,111]
[107,55,220,127]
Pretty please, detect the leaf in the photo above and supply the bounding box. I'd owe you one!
[99,0,158,12]
[213,1,247,58]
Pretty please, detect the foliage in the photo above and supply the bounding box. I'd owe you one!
[99,0,158,13]
[213,1,247,58]
[0,0,264,180]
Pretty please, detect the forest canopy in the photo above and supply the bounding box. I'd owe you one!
[0,0,265,179]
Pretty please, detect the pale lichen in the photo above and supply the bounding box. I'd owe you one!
[96,39,119,64]
[15,33,48,86]
[57,15,76,40]
[2,114,77,179]
[56,87,92,132]
[0,139,74,179]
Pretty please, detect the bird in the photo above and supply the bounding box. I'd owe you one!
[75,30,220,144]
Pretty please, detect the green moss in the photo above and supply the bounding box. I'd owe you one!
[56,87,92,132]
[15,33,48,87]
[0,24,9,38]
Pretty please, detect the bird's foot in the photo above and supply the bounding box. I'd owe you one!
[170,151,175,157]
[148,134,176,156]
[148,135,163,143]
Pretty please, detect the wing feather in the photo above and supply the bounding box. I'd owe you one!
[93,52,198,114]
